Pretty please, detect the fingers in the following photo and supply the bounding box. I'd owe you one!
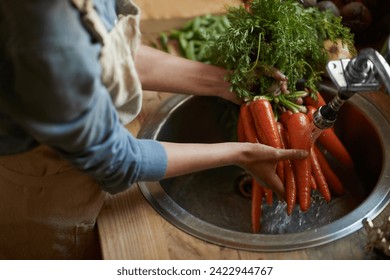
[257,173,286,202]
[279,80,290,94]
[277,148,309,161]
[271,68,287,82]
[264,67,290,94]
[263,66,287,81]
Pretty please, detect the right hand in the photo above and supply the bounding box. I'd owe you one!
[238,142,308,201]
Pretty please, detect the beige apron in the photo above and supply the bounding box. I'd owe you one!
[0,0,142,259]
[72,0,143,124]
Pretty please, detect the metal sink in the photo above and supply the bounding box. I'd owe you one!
[137,86,390,251]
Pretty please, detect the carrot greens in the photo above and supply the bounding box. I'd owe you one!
[204,0,354,103]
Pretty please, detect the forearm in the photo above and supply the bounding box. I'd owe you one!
[161,142,247,178]
[160,141,308,199]
[135,45,240,103]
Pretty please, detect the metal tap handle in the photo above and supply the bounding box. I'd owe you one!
[326,42,390,97]
[346,48,390,94]
[314,36,390,130]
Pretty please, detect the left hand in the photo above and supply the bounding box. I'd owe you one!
[264,66,290,95]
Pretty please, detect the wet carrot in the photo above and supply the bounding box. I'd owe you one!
[317,129,354,170]
[285,112,312,212]
[239,104,258,143]
[264,188,273,206]
[305,105,318,122]
[285,159,297,215]
[303,91,327,108]
[314,145,345,196]
[306,106,354,170]
[310,175,317,190]
[277,122,297,215]
[239,104,267,231]
[311,147,332,202]
[279,110,293,126]
[249,98,284,182]
[251,179,263,233]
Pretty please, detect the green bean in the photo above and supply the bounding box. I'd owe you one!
[159,32,169,52]
[156,14,230,61]
[185,40,196,61]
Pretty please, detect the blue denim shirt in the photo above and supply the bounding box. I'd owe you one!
[0,0,167,194]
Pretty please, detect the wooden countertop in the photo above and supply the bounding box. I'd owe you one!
[97,90,390,260]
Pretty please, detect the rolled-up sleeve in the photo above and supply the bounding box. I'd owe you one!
[2,0,167,194]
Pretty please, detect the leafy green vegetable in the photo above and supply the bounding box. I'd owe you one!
[204,0,355,102]
[157,14,230,63]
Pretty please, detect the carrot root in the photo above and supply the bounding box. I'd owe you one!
[251,179,263,233]
[314,145,345,196]
[311,148,332,202]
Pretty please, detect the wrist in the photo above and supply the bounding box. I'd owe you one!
[234,142,256,168]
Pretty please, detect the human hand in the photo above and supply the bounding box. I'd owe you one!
[220,67,289,105]
[263,66,290,95]
[238,143,308,201]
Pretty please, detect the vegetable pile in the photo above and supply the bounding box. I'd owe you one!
[156,0,357,233]
[238,91,353,232]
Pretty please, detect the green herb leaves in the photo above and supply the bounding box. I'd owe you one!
[206,0,354,100]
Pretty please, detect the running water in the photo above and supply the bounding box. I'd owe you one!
[308,122,325,145]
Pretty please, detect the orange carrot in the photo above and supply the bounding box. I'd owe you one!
[314,145,345,196]
[310,175,317,190]
[305,105,318,122]
[306,106,354,170]
[249,98,284,182]
[285,159,297,215]
[239,104,267,231]
[311,147,332,202]
[251,179,263,233]
[279,110,293,126]
[239,104,258,143]
[317,129,354,170]
[264,187,273,206]
[303,91,327,108]
[285,112,312,212]
[277,122,297,215]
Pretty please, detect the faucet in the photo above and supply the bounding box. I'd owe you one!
[313,36,390,129]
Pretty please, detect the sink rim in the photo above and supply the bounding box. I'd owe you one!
[137,94,390,252]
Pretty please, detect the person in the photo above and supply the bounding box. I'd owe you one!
[0,0,308,259]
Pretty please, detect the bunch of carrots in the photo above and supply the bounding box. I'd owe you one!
[237,91,354,233]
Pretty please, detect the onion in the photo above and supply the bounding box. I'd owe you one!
[328,0,345,9]
[316,1,340,17]
[300,0,317,8]
[341,2,373,32]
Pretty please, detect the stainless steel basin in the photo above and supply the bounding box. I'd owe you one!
[137,86,390,251]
